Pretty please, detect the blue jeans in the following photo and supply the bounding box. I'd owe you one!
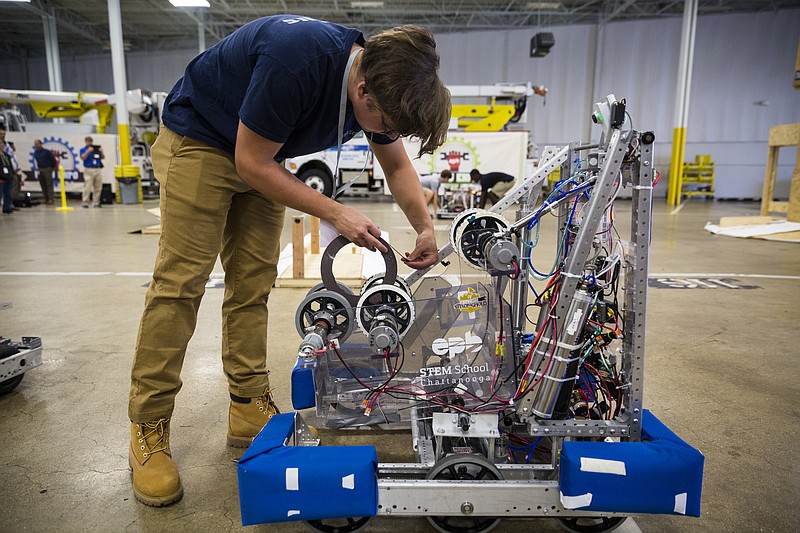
[0,177,13,213]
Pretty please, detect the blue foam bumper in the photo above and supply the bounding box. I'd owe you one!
[237,413,378,525]
[559,410,704,516]
[291,357,316,410]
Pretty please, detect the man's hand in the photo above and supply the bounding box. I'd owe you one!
[402,230,438,270]
[330,204,388,253]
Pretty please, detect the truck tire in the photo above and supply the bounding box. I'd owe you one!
[300,168,335,198]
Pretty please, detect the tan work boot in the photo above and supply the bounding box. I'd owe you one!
[227,389,280,447]
[129,419,183,506]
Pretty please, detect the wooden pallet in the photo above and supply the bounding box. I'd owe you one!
[760,124,800,222]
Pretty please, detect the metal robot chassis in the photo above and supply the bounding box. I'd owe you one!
[251,95,695,533]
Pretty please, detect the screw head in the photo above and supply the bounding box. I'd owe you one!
[461,502,474,515]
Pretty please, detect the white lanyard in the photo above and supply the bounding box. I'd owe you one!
[334,48,363,181]
[333,47,371,198]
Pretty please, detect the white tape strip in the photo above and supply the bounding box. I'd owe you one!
[674,492,687,515]
[536,336,582,351]
[286,467,299,491]
[580,457,627,476]
[342,473,355,490]
[287,510,300,517]
[560,491,593,509]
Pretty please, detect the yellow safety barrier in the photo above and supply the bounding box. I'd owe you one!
[55,166,73,212]
[667,127,687,206]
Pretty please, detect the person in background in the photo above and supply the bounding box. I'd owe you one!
[33,139,57,205]
[80,136,105,208]
[419,169,451,218]
[0,127,23,209]
[127,15,450,508]
[0,140,15,214]
[470,168,515,209]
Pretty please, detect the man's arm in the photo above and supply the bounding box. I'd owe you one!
[80,147,90,161]
[371,139,438,269]
[235,121,387,253]
[478,182,489,209]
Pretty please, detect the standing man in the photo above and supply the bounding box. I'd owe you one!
[0,140,14,214]
[128,15,450,507]
[33,139,57,205]
[470,168,515,209]
[80,136,105,208]
[0,126,22,208]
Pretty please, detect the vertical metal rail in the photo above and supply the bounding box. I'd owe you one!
[623,134,654,441]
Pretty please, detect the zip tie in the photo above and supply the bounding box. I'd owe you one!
[541,374,579,383]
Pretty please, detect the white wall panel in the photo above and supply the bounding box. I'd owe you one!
[126,49,198,93]
[435,9,800,198]
[595,17,682,146]
[3,9,799,198]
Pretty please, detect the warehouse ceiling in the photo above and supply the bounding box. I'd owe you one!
[1,0,799,56]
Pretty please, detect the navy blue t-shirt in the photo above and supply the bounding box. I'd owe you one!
[480,172,514,189]
[162,15,394,160]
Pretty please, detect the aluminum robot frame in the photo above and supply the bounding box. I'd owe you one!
[238,95,701,533]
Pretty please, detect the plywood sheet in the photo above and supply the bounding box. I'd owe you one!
[757,230,800,242]
[718,216,774,227]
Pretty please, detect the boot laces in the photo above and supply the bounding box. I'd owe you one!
[255,388,280,416]
[140,418,170,458]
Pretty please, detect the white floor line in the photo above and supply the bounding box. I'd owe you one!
[650,273,800,280]
[2,271,798,282]
[670,199,687,215]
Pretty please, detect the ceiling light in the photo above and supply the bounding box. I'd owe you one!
[351,2,384,8]
[526,2,561,9]
[169,0,210,7]
[0,0,33,3]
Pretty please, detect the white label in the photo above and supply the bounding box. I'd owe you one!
[674,492,687,515]
[342,474,355,490]
[286,467,299,491]
[566,309,584,336]
[580,457,626,476]
[560,491,593,509]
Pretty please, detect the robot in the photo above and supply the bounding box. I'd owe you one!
[237,95,703,533]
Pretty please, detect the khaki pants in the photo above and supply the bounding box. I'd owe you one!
[38,167,54,202]
[128,127,286,422]
[490,178,514,198]
[82,167,104,206]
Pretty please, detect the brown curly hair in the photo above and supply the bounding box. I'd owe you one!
[360,25,451,157]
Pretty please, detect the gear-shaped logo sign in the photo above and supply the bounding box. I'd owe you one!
[430,137,479,175]
[28,136,80,182]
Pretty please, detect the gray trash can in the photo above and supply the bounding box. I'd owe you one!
[118,178,139,204]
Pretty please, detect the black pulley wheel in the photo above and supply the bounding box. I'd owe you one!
[0,373,24,395]
[425,454,502,533]
[556,516,628,533]
[304,516,372,532]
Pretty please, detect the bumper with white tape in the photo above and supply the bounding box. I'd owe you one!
[559,410,704,516]
[237,413,378,525]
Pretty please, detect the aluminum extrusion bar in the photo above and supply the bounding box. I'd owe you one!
[621,134,654,440]
[377,479,626,518]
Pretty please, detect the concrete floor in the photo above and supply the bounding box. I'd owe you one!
[0,194,798,533]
